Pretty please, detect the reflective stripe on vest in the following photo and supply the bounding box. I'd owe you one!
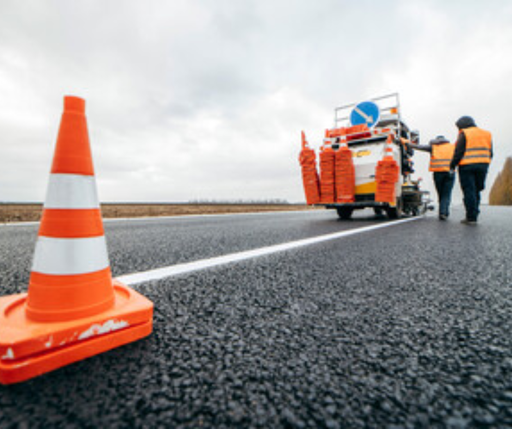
[460,127,492,165]
[429,143,455,172]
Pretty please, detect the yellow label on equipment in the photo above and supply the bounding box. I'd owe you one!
[355,181,377,194]
[353,150,371,158]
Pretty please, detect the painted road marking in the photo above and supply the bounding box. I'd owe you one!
[118,216,422,285]
[102,209,324,223]
[0,209,323,228]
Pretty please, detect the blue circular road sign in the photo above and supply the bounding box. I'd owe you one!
[350,101,380,128]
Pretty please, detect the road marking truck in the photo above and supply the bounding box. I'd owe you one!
[299,93,431,219]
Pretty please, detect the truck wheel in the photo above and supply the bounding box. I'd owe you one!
[337,207,354,220]
[373,207,384,216]
[385,198,402,219]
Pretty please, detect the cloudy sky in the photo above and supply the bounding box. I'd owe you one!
[1,0,511,203]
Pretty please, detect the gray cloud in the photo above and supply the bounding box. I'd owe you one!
[1,0,511,203]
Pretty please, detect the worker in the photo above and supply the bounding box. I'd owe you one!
[450,116,493,225]
[409,135,455,220]
[399,136,416,175]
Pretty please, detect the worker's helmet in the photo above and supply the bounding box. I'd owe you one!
[455,116,476,129]
[430,135,450,145]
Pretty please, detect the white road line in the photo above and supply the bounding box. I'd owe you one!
[0,209,321,228]
[102,209,322,223]
[118,216,422,285]
[0,220,40,227]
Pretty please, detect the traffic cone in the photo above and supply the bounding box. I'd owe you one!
[335,139,355,203]
[0,96,153,385]
[319,145,336,204]
[375,134,400,205]
[299,131,320,205]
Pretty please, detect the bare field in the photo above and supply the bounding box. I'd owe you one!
[0,203,317,223]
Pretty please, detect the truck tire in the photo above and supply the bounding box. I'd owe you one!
[337,207,354,220]
[385,198,402,219]
[373,207,384,216]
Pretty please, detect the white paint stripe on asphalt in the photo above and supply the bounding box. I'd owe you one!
[118,216,422,285]
[0,209,322,227]
[0,221,40,227]
[103,209,323,223]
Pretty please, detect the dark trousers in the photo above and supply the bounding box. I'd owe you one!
[458,163,489,221]
[433,171,455,216]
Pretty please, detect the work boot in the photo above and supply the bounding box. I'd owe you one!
[461,219,477,226]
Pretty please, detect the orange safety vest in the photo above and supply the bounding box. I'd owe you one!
[460,127,492,165]
[429,143,455,172]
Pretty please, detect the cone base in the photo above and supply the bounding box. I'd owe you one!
[0,281,153,385]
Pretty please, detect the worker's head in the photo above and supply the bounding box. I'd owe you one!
[456,116,476,130]
[430,135,449,145]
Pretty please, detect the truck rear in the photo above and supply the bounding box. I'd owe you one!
[299,94,429,219]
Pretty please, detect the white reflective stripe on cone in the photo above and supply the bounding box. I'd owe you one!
[44,174,100,209]
[32,236,110,275]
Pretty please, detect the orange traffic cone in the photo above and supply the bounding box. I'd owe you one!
[299,131,320,205]
[319,145,336,204]
[0,96,153,384]
[375,134,400,205]
[335,139,355,203]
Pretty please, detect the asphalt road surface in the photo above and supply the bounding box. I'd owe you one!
[1,207,512,428]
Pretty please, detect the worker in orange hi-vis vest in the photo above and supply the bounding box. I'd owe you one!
[450,116,493,225]
[409,135,456,220]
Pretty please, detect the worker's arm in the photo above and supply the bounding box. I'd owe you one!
[408,143,431,153]
[450,132,466,170]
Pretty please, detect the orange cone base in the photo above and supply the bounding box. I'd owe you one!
[0,281,153,385]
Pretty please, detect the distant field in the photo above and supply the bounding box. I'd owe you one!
[0,203,317,223]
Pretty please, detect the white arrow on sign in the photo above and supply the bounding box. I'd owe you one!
[354,106,373,124]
